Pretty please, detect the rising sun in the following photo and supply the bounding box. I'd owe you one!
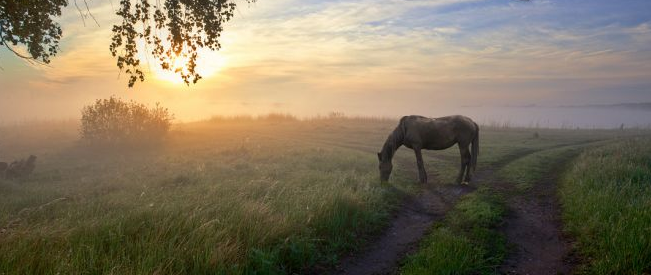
[151,49,227,84]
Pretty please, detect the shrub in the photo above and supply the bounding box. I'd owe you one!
[80,96,173,144]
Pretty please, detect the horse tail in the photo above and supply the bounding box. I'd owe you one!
[471,122,479,171]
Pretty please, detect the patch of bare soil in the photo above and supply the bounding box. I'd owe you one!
[497,160,577,275]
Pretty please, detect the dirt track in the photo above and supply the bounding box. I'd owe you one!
[496,157,577,275]
[332,149,552,275]
[290,125,585,275]
[333,183,473,275]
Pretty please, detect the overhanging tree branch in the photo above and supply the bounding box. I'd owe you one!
[0,26,50,66]
[0,0,255,87]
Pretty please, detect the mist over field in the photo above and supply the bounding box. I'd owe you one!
[2,104,651,129]
[460,105,651,128]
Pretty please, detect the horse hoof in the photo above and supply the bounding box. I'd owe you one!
[461,181,469,185]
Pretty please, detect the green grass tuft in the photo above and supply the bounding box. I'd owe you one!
[400,227,485,275]
[401,189,506,275]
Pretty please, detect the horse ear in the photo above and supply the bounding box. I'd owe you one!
[377,152,382,161]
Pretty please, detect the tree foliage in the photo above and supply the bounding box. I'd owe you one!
[80,96,174,144]
[0,0,253,86]
[110,0,253,87]
[0,0,66,64]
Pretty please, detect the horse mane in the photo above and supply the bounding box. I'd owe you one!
[380,117,407,161]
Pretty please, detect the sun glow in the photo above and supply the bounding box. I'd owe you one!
[151,49,228,84]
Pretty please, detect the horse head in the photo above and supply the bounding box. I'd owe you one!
[377,152,393,182]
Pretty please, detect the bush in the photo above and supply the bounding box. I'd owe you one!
[80,96,173,144]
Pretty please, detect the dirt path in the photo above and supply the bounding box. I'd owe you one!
[331,149,535,275]
[333,182,473,275]
[497,158,577,275]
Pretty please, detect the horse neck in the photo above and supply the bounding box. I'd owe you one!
[381,130,403,162]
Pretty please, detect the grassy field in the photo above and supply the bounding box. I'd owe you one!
[0,118,408,274]
[0,117,647,274]
[560,138,651,274]
[400,129,638,274]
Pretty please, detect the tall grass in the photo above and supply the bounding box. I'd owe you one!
[560,138,651,274]
[0,122,410,274]
[0,117,642,274]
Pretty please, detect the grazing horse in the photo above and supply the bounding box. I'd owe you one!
[377,115,479,184]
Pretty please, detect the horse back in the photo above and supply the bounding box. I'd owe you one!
[402,115,476,149]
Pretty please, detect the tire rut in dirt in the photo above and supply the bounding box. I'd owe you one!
[332,183,475,275]
[496,154,579,275]
[331,149,542,275]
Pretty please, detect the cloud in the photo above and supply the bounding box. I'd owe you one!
[628,22,651,34]
[2,0,651,121]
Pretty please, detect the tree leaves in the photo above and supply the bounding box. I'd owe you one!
[110,0,251,87]
[0,0,66,65]
[1,0,252,87]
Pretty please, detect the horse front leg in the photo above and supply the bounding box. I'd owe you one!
[414,148,427,184]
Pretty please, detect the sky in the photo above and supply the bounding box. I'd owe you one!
[1,0,651,124]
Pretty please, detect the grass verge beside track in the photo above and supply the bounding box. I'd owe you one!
[560,138,651,274]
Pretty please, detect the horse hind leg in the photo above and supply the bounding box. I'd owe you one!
[457,146,471,184]
[455,148,466,184]
[463,148,472,183]
[414,148,428,184]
